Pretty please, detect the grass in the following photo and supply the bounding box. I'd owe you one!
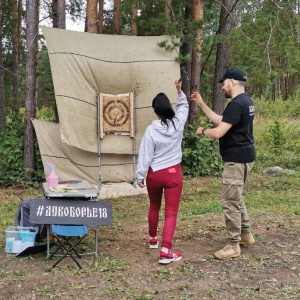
[179,170,300,218]
[2,167,300,254]
[1,169,300,298]
[1,111,300,299]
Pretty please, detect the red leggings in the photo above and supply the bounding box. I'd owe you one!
[146,164,183,249]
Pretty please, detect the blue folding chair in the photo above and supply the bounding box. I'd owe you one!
[47,225,88,270]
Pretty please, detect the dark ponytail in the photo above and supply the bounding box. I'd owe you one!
[152,93,177,128]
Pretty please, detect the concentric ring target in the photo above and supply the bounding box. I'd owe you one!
[103,100,130,127]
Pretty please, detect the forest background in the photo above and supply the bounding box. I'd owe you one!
[0,0,300,186]
[1,2,300,299]
[0,0,300,300]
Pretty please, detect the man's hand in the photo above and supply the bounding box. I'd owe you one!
[190,92,204,107]
[196,127,204,136]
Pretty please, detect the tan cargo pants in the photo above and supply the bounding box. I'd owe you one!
[221,161,254,245]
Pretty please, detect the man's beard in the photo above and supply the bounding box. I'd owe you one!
[224,90,231,98]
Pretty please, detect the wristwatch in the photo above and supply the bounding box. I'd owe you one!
[202,128,207,136]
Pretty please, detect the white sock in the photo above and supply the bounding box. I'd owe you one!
[161,247,169,254]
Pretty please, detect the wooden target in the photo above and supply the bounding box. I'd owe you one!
[100,93,134,138]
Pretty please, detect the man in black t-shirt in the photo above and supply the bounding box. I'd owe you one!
[191,68,256,260]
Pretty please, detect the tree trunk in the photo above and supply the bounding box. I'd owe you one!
[164,0,171,34]
[52,0,58,28]
[189,0,203,125]
[57,0,65,29]
[24,0,38,180]
[0,0,6,132]
[51,0,65,122]
[180,4,192,117]
[98,0,104,33]
[113,0,121,34]
[87,0,98,33]
[18,0,22,62]
[35,0,39,107]
[212,0,235,115]
[12,0,19,114]
[131,1,137,35]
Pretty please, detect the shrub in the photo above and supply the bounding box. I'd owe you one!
[0,112,45,187]
[254,117,300,170]
[254,93,300,119]
[35,107,56,122]
[182,123,222,177]
[252,93,300,170]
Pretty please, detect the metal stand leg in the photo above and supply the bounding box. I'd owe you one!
[47,224,50,258]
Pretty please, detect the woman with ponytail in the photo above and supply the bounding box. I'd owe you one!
[136,80,189,264]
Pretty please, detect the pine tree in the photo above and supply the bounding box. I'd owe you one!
[24,0,38,180]
[0,0,6,132]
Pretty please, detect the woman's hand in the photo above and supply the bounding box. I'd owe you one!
[175,79,182,94]
[137,180,145,188]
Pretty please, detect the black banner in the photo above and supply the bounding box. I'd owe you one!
[30,199,112,230]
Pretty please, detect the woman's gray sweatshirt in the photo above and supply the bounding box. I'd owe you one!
[136,92,189,182]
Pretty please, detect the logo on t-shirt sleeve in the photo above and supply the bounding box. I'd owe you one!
[249,105,255,116]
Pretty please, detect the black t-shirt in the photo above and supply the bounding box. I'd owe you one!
[219,93,256,163]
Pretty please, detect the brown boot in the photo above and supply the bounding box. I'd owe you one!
[240,232,255,246]
[214,244,241,260]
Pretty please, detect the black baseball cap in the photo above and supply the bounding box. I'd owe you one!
[218,68,247,83]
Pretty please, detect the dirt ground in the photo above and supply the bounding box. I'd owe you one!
[1,196,300,299]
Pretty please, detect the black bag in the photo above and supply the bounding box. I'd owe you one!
[14,198,47,243]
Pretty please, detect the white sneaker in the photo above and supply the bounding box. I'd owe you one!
[149,238,159,249]
[159,250,182,264]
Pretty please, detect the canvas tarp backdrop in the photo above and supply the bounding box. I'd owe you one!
[34,27,180,190]
[32,119,147,199]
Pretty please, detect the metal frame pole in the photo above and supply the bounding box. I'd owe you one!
[132,90,137,188]
[96,91,101,192]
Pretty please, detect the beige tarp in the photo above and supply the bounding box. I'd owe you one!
[41,27,180,154]
[32,119,147,198]
[34,27,180,188]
